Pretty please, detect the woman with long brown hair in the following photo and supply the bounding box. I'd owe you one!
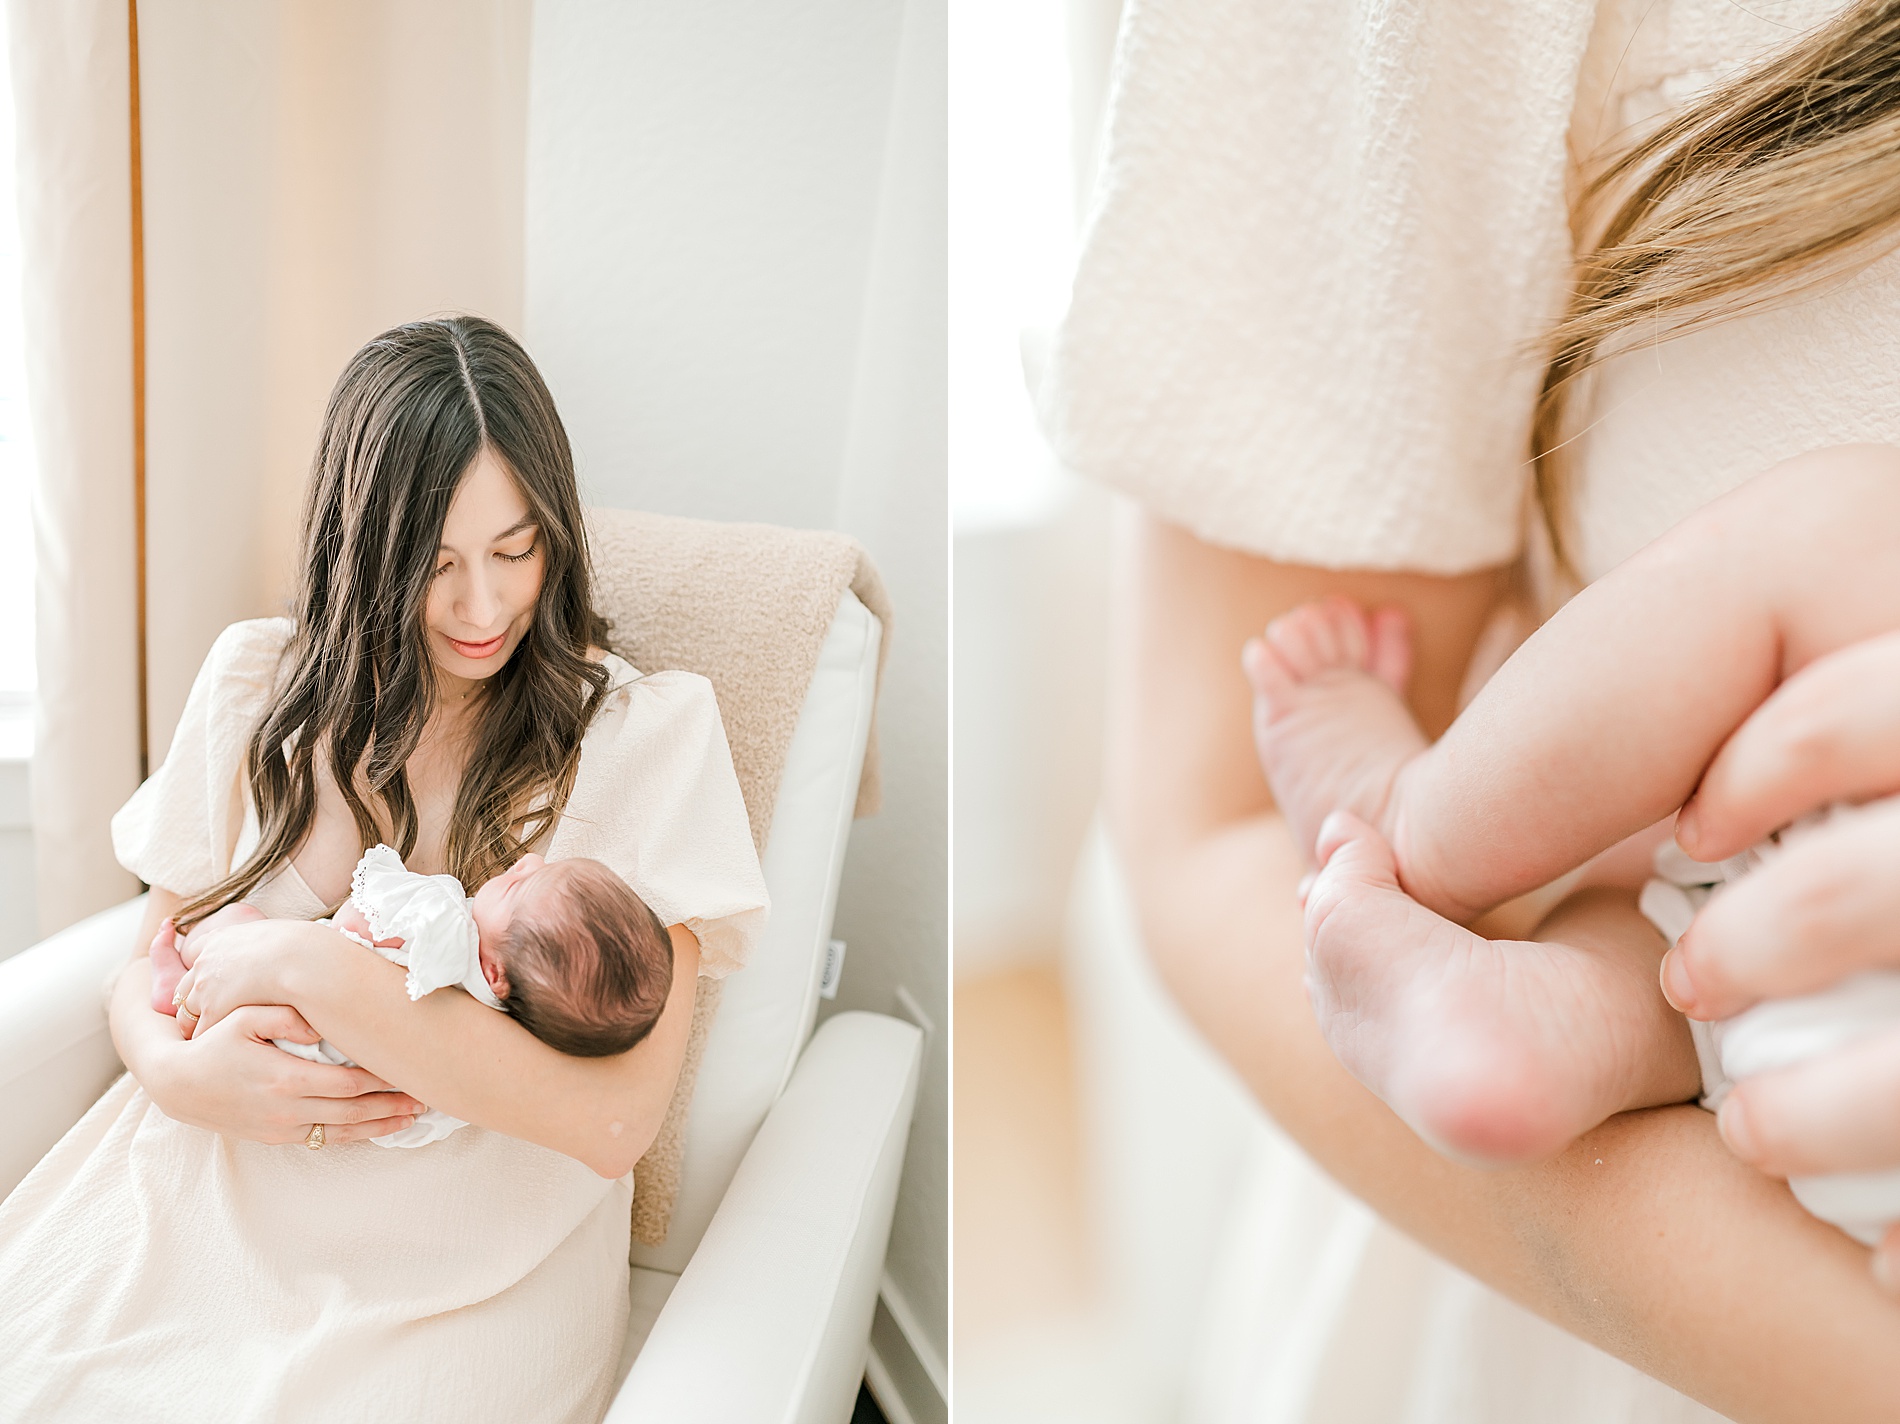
[1044,0,1900,1417]
[0,316,768,1420]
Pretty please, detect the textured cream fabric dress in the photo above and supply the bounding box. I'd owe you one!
[0,619,768,1423]
[1044,0,1900,1419]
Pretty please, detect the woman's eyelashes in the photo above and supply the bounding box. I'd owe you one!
[432,541,537,577]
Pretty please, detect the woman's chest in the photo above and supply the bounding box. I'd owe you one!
[1563,0,1891,578]
[1576,0,1852,143]
[292,737,467,904]
[1574,261,1900,577]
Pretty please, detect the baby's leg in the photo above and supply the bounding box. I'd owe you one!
[1252,444,1900,919]
[1306,814,1699,1164]
[177,902,267,965]
[148,920,187,1016]
[1257,446,1900,1161]
[151,902,266,1017]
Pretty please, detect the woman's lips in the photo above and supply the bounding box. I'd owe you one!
[446,632,506,660]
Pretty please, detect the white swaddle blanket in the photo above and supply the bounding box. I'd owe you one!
[1639,814,1900,1246]
[272,844,504,1148]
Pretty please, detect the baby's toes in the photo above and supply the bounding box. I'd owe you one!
[1265,599,1367,678]
[1322,597,1372,669]
[1367,606,1414,694]
[1261,607,1324,679]
[1304,819,1401,946]
[1314,811,1399,882]
[1242,636,1300,712]
[1302,872,1390,1030]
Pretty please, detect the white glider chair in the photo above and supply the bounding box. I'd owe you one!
[0,588,921,1424]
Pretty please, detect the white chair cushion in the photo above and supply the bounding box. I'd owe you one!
[612,1266,677,1393]
[0,898,141,1200]
[629,590,881,1273]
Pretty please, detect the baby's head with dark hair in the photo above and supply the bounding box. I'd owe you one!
[470,856,674,1058]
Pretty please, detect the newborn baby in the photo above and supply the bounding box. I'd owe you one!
[150,845,674,1147]
[1246,444,1900,1243]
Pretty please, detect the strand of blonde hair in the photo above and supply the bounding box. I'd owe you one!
[1533,0,1900,576]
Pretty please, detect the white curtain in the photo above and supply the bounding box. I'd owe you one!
[11,0,141,932]
[17,0,528,934]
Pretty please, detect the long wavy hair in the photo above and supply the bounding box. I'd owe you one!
[1532,0,1900,576]
[174,317,610,931]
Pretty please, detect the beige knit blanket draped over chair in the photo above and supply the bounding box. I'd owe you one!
[585,509,890,1244]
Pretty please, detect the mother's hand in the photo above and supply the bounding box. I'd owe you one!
[123,912,424,1146]
[173,917,305,1040]
[141,1002,424,1145]
[1665,632,1900,1285]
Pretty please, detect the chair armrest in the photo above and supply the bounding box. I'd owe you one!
[607,1010,923,1424]
[0,898,145,1200]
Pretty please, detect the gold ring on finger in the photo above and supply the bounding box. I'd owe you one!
[305,1123,325,1151]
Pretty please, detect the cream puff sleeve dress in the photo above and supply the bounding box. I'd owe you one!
[0,618,768,1424]
[1045,0,1900,1420]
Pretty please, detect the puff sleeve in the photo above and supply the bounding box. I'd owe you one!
[547,660,769,979]
[109,619,291,896]
[1039,0,1599,574]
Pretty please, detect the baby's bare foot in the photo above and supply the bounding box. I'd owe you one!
[1245,597,1423,864]
[148,919,185,1018]
[1304,813,1691,1167]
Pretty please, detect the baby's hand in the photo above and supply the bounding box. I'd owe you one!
[331,899,404,950]
[148,918,187,1019]
[331,900,373,941]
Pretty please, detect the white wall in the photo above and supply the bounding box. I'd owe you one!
[0,743,33,960]
[825,0,948,1402]
[524,0,947,1401]
[953,491,1107,977]
[948,0,1118,980]
[526,0,902,530]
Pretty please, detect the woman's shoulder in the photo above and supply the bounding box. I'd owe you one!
[571,655,733,792]
[112,618,294,893]
[591,651,720,720]
[557,651,765,971]
[178,617,295,729]
[202,616,294,684]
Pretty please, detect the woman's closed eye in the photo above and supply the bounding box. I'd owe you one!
[435,543,534,576]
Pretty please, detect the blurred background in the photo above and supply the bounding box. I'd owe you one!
[952,3,1269,1420]
[950,0,1111,1411]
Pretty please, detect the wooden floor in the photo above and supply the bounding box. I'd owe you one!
[953,960,1145,1423]
[955,962,1090,1332]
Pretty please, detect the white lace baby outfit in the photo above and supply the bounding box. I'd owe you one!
[1043,0,1899,1417]
[1641,819,1900,1246]
[272,844,504,1149]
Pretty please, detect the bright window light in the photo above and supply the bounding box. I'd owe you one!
[949,0,1076,532]
[0,10,35,716]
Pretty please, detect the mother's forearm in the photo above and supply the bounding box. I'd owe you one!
[108,956,176,1086]
[106,887,187,1091]
[273,921,693,1177]
[1131,809,1900,1422]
